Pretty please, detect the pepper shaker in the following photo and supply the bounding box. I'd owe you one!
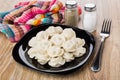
[83,3,97,32]
[64,0,78,27]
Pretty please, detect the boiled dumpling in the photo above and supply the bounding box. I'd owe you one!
[35,40,51,53]
[46,26,57,37]
[50,34,65,46]
[28,37,39,47]
[36,31,49,40]
[47,46,64,57]
[73,47,86,57]
[28,47,50,65]
[28,47,48,58]
[61,28,76,40]
[75,38,85,47]
[55,26,63,34]
[62,39,76,52]
[27,48,40,58]
[48,57,65,67]
[35,53,50,65]
[63,52,74,62]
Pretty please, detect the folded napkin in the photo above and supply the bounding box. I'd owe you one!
[0,0,81,42]
[0,23,31,42]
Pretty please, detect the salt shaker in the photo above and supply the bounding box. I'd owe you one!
[83,3,97,32]
[64,0,78,27]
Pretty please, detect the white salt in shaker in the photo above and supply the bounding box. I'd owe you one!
[83,3,97,32]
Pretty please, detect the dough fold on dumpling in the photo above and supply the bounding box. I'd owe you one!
[61,28,76,40]
[63,52,74,62]
[47,46,64,57]
[73,47,86,57]
[28,37,39,47]
[46,26,57,37]
[28,47,50,65]
[36,31,49,40]
[55,26,63,34]
[50,34,65,46]
[35,53,50,65]
[27,48,39,58]
[75,38,85,47]
[35,40,51,53]
[48,57,65,67]
[62,39,76,52]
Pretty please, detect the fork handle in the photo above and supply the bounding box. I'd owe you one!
[91,41,105,72]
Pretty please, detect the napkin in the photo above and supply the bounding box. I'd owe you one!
[0,0,81,42]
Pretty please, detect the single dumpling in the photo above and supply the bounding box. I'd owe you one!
[35,40,51,53]
[28,37,39,47]
[55,26,63,34]
[50,34,66,46]
[47,46,64,58]
[63,52,75,62]
[35,53,50,65]
[62,39,76,52]
[27,47,40,58]
[48,57,65,67]
[45,26,57,37]
[61,28,76,40]
[73,47,86,57]
[36,31,49,41]
[75,38,85,47]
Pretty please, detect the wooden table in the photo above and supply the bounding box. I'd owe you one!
[0,0,120,80]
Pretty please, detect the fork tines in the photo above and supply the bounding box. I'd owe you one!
[101,19,112,34]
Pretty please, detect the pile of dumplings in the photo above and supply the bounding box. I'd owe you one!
[28,26,86,67]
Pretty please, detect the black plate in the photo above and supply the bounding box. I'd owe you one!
[12,24,95,74]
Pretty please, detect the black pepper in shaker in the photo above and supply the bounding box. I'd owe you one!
[64,0,78,27]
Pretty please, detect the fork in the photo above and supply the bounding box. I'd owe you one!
[91,19,112,72]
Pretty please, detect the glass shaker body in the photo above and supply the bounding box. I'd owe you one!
[64,1,78,27]
[83,3,97,32]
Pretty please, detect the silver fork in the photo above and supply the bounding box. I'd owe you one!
[91,19,112,72]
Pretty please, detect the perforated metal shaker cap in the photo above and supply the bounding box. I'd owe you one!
[84,3,96,12]
[65,1,77,8]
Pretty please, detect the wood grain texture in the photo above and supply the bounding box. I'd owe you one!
[0,0,120,80]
